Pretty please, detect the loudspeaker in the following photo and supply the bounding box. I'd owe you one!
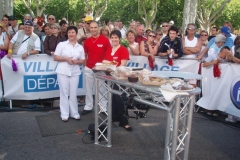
[88,123,107,136]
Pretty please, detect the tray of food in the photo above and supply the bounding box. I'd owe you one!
[160,79,195,92]
[138,75,167,86]
[110,66,131,80]
[93,60,118,71]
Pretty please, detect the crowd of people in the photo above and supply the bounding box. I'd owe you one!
[1,12,240,127]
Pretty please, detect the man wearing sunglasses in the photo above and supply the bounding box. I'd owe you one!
[182,23,201,59]
[77,16,92,45]
[160,22,169,40]
[198,26,234,60]
[47,15,56,24]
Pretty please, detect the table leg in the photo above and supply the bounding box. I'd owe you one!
[94,78,99,144]
[183,95,195,160]
[170,96,181,160]
[107,88,112,147]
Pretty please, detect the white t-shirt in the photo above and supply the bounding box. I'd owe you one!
[120,28,126,38]
[54,40,85,76]
[11,32,41,55]
[231,46,235,55]
[0,32,6,46]
[182,36,198,58]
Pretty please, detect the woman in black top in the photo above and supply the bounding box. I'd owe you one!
[44,23,61,55]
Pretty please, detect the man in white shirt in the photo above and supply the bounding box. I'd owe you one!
[119,21,126,38]
[7,20,40,59]
[161,22,169,40]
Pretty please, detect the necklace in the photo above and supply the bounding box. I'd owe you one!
[91,36,100,43]
[111,45,120,56]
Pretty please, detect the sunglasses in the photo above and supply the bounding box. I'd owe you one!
[148,35,156,38]
[157,33,163,36]
[162,25,168,27]
[201,34,208,36]
[187,27,196,30]
[86,22,91,25]
[48,18,55,20]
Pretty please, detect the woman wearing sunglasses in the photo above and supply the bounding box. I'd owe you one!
[182,23,201,58]
[155,29,163,45]
[139,31,158,60]
[44,23,61,55]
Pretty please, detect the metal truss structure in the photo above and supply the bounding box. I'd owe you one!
[94,73,201,160]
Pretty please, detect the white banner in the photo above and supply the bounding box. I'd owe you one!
[1,54,86,100]
[128,55,200,73]
[196,63,240,117]
[0,55,200,100]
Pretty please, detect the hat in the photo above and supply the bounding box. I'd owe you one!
[9,15,17,20]
[221,27,231,37]
[169,20,174,25]
[215,34,226,43]
[24,20,34,26]
[85,16,93,22]
[146,28,152,31]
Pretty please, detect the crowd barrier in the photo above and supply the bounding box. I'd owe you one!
[0,54,200,100]
[196,63,240,117]
[1,54,239,116]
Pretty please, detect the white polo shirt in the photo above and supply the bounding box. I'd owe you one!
[54,40,85,76]
[11,32,41,55]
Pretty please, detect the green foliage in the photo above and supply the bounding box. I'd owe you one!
[14,0,32,21]
[155,0,184,28]
[100,0,142,26]
[44,0,69,22]
[12,0,240,30]
[215,0,240,30]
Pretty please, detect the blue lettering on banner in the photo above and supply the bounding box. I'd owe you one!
[24,74,83,92]
[230,77,240,109]
[23,61,57,72]
[158,65,179,71]
[127,62,140,67]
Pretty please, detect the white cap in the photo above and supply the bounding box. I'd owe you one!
[169,20,174,25]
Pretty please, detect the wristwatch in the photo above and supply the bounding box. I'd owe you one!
[27,52,30,56]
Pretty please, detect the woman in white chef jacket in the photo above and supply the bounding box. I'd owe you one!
[54,26,85,122]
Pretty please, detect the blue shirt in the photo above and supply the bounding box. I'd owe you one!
[208,43,222,55]
[207,35,233,49]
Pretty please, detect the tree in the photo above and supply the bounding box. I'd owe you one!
[182,0,198,34]
[22,0,52,17]
[138,0,158,28]
[0,0,14,18]
[196,0,231,32]
[84,0,108,21]
[215,0,240,30]
[68,0,86,25]
[155,0,184,28]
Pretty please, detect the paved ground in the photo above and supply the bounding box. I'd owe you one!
[0,106,239,160]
